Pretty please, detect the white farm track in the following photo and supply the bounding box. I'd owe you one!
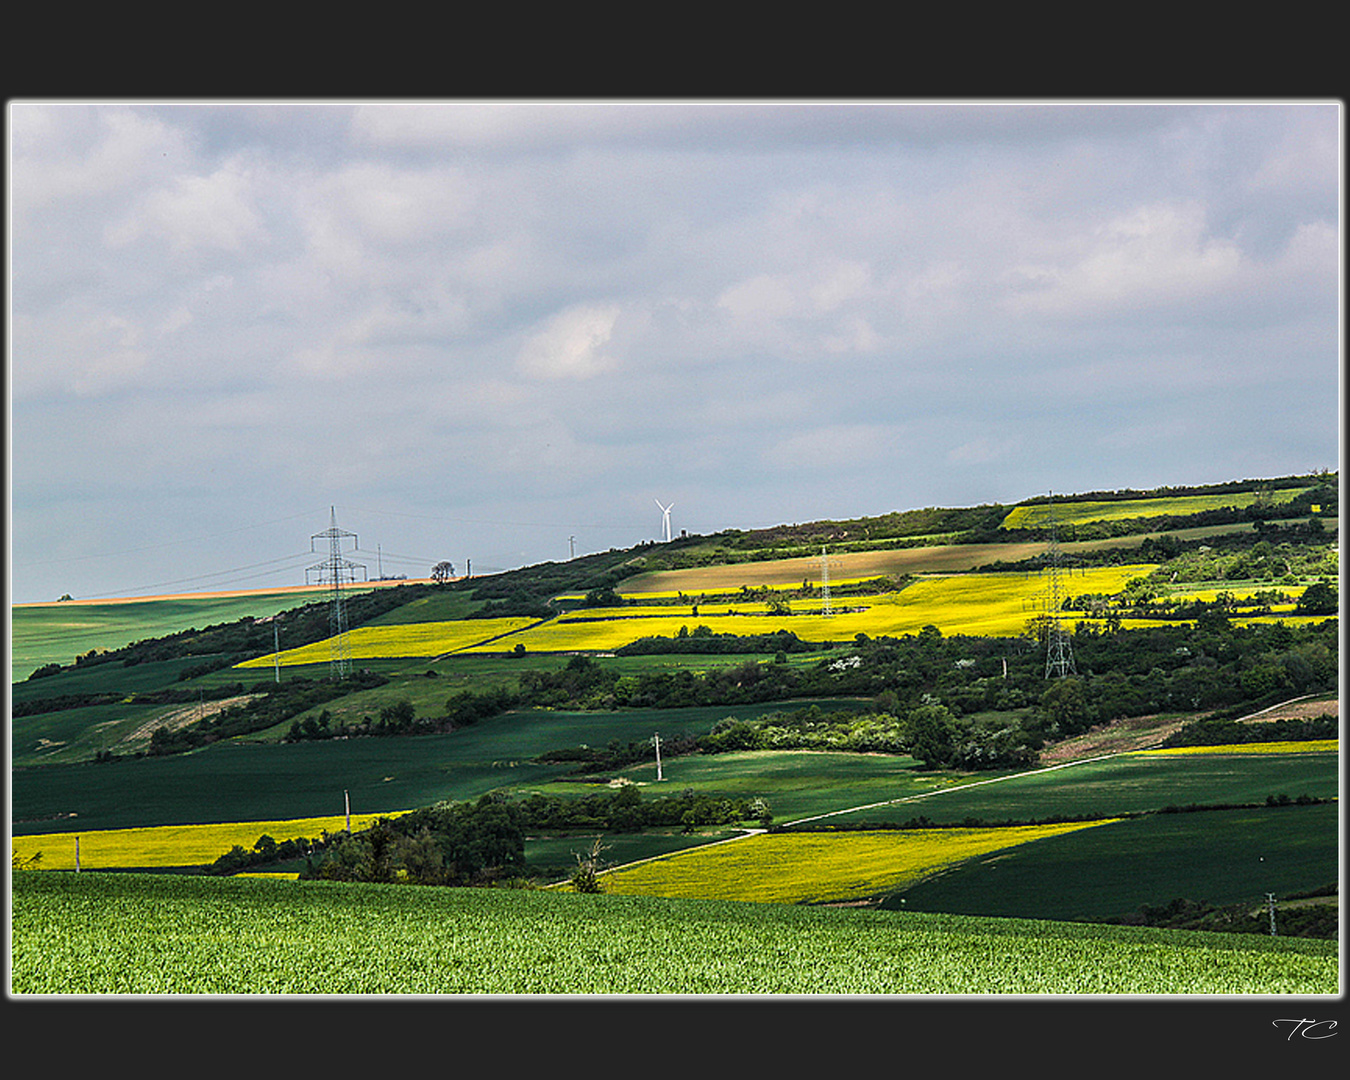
[120,694,267,750]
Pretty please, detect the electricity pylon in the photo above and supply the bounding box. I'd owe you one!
[1042,494,1077,679]
[820,546,834,617]
[307,507,366,679]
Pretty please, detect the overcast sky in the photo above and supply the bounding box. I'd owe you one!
[7,100,1342,604]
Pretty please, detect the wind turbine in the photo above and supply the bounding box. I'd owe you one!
[655,499,674,543]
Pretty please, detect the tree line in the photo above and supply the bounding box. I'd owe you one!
[277,617,1338,771]
[234,787,773,886]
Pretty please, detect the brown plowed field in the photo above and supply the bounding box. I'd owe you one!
[618,542,1061,594]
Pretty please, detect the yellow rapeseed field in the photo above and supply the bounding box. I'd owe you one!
[1135,740,1338,756]
[11,814,397,871]
[235,617,537,668]
[592,821,1118,904]
[461,565,1157,653]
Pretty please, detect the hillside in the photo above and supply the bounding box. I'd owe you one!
[11,471,1340,992]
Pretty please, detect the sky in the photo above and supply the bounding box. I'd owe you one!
[6,99,1343,605]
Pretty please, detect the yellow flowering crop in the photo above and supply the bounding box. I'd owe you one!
[593,821,1117,905]
[1135,740,1338,757]
[464,565,1156,652]
[235,618,537,668]
[11,813,398,871]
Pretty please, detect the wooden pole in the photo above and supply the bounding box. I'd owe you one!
[345,789,351,834]
[654,733,663,782]
[75,836,80,873]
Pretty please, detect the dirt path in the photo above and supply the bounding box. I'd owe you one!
[121,694,265,750]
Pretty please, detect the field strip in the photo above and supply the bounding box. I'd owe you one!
[576,754,1128,884]
[1233,693,1337,722]
[10,813,405,871]
[545,828,773,885]
[593,821,1119,904]
[1134,740,1338,756]
[784,754,1126,828]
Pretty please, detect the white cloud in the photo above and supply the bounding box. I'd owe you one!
[715,261,883,357]
[946,437,1023,467]
[1001,201,1244,318]
[106,158,264,254]
[716,274,796,324]
[10,104,185,218]
[316,163,475,246]
[13,309,149,397]
[517,304,622,379]
[765,423,901,471]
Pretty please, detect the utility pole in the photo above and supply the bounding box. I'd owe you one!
[653,732,663,781]
[345,789,351,835]
[569,535,576,560]
[1267,892,1277,936]
[74,836,80,873]
[274,620,281,684]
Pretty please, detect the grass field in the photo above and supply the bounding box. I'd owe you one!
[891,802,1339,923]
[11,871,1337,995]
[9,586,374,683]
[1000,487,1312,530]
[814,747,1340,826]
[590,821,1117,904]
[11,702,875,834]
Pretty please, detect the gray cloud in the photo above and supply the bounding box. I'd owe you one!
[7,100,1340,603]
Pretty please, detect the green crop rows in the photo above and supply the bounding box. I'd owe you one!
[11,872,1336,996]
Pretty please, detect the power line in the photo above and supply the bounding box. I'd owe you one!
[11,510,328,569]
[65,553,320,600]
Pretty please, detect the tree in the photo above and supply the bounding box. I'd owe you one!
[570,836,610,893]
[905,704,960,769]
[1295,581,1337,616]
[432,561,455,584]
[1038,676,1092,737]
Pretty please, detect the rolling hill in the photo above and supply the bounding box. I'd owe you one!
[9,471,1340,994]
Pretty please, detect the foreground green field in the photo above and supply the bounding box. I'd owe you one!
[11,872,1336,995]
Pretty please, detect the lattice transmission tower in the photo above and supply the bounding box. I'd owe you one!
[1042,493,1077,679]
[307,507,366,679]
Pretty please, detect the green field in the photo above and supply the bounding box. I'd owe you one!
[1000,487,1313,530]
[11,701,875,834]
[10,473,1339,996]
[11,872,1336,995]
[890,802,1339,922]
[9,587,373,682]
[811,749,1341,825]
